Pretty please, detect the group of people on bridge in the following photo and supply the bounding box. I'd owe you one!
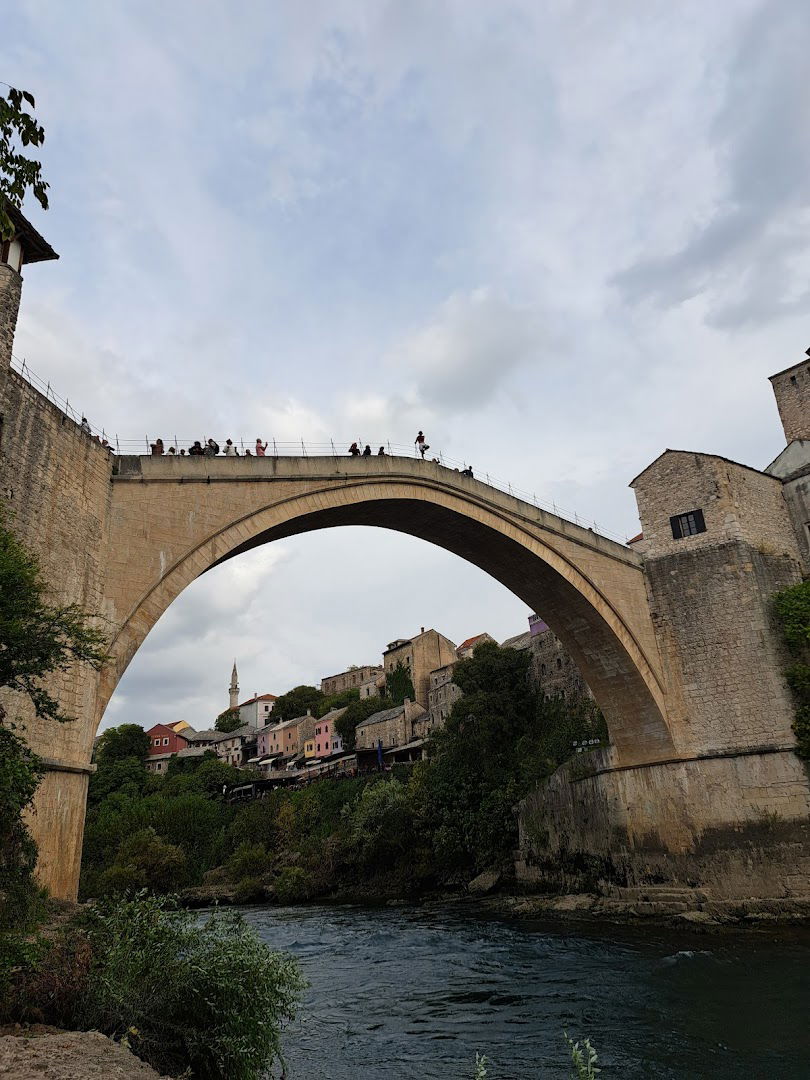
[143,431,474,476]
[149,438,269,457]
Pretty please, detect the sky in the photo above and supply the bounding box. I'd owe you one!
[4,0,810,731]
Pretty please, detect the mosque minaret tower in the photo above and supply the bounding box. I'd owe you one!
[229,661,239,710]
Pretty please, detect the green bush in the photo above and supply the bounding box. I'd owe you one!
[77,893,304,1080]
[226,842,272,883]
[274,867,315,903]
[233,876,266,904]
[100,825,189,894]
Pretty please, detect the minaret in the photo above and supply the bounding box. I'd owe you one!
[229,661,239,710]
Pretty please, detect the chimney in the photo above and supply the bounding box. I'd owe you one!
[420,626,425,634]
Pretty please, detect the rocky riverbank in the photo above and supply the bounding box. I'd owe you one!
[179,873,810,928]
[0,1028,169,1079]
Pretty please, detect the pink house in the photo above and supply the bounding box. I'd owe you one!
[314,708,345,758]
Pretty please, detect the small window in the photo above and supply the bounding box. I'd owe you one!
[163,737,169,746]
[791,375,798,384]
[670,509,706,539]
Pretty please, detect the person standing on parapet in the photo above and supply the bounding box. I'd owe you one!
[362,444,372,457]
[255,439,267,456]
[224,439,238,457]
[204,438,219,456]
[415,430,429,458]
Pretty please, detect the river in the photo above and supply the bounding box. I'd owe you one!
[241,902,810,1079]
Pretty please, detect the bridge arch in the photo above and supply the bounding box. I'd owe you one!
[102,458,674,765]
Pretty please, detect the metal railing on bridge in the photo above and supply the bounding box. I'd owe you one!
[9,353,629,544]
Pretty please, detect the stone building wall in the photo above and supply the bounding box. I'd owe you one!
[770,359,810,443]
[383,629,458,708]
[321,665,382,696]
[632,450,804,757]
[427,663,461,729]
[355,699,424,750]
[632,450,798,560]
[0,366,114,900]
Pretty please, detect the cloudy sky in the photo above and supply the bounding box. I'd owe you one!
[4,1,809,731]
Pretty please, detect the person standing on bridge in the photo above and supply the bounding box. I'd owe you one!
[189,441,204,456]
[349,442,360,456]
[362,444,372,457]
[224,439,238,456]
[378,446,386,455]
[255,438,267,456]
[415,430,429,458]
[204,438,219,457]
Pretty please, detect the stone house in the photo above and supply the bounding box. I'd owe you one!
[145,746,208,774]
[355,699,427,751]
[502,616,592,702]
[321,665,382,696]
[427,663,462,731]
[456,632,496,659]
[185,728,227,751]
[383,628,458,708]
[215,724,257,768]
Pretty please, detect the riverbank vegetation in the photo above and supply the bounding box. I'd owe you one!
[81,643,605,904]
[774,578,810,759]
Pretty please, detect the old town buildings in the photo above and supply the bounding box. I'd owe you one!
[141,616,592,778]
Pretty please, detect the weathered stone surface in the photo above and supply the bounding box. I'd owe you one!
[0,1030,169,1079]
[468,869,501,894]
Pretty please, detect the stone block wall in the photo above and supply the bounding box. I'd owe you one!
[770,360,810,443]
[0,368,113,898]
[632,450,798,559]
[644,544,801,755]
[517,748,810,899]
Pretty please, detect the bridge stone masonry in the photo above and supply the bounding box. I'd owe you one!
[2,218,810,903]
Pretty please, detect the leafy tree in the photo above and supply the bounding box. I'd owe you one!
[0,508,107,725]
[334,694,394,750]
[271,684,324,722]
[215,706,241,732]
[87,755,157,809]
[94,723,150,765]
[414,642,605,876]
[315,686,359,716]
[0,86,49,240]
[98,827,189,896]
[386,661,415,705]
[0,727,44,929]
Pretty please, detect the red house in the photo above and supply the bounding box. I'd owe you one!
[146,723,191,757]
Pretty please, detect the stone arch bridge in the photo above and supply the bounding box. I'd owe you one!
[2,365,808,902]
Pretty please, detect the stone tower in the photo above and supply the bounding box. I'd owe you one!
[229,661,239,710]
[769,351,810,443]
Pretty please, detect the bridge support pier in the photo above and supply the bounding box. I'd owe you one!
[516,745,810,899]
